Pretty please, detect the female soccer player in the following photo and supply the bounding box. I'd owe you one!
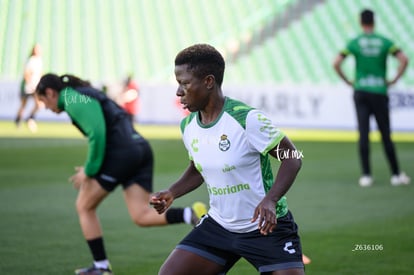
[151,44,305,275]
[36,73,206,275]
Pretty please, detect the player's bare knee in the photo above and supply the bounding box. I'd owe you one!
[131,215,151,227]
[75,199,95,215]
[75,200,85,215]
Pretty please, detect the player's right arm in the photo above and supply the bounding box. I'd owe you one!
[388,50,409,86]
[150,161,204,214]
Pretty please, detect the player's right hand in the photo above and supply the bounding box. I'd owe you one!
[150,190,174,214]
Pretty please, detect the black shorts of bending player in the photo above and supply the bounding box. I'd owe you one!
[177,211,304,273]
[93,137,154,193]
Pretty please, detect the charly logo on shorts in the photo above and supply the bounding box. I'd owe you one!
[218,134,230,151]
[283,242,296,254]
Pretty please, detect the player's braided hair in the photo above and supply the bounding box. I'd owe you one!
[36,73,91,95]
[175,44,225,86]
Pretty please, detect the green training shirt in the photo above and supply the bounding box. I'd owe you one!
[57,87,106,176]
[341,32,400,95]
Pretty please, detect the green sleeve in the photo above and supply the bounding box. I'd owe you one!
[387,40,399,55]
[342,39,355,56]
[61,89,106,176]
[340,47,350,56]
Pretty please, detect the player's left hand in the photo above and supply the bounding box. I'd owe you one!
[251,197,277,235]
[69,166,88,189]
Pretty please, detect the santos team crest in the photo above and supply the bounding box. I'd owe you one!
[219,134,231,151]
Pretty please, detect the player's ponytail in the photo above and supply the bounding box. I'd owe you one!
[60,74,91,88]
[36,73,91,95]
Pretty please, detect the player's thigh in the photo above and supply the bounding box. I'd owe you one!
[76,178,109,211]
[122,184,152,215]
[372,95,390,134]
[353,93,370,122]
[19,95,28,107]
[159,248,225,275]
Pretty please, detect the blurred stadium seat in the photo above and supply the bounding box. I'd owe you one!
[0,0,412,86]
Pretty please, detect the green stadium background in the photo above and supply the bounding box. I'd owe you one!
[1,1,414,274]
[1,0,414,130]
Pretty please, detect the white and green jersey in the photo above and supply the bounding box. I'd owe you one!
[180,97,288,233]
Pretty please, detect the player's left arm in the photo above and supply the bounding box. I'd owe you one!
[252,136,302,235]
[67,96,106,177]
[246,110,301,234]
[388,49,409,86]
[267,136,302,203]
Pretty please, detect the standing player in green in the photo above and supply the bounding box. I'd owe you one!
[151,44,305,275]
[35,73,206,275]
[333,9,410,187]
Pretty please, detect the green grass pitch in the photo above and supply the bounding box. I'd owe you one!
[0,121,413,274]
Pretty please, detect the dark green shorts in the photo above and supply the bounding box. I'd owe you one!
[94,137,154,192]
[177,211,304,273]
